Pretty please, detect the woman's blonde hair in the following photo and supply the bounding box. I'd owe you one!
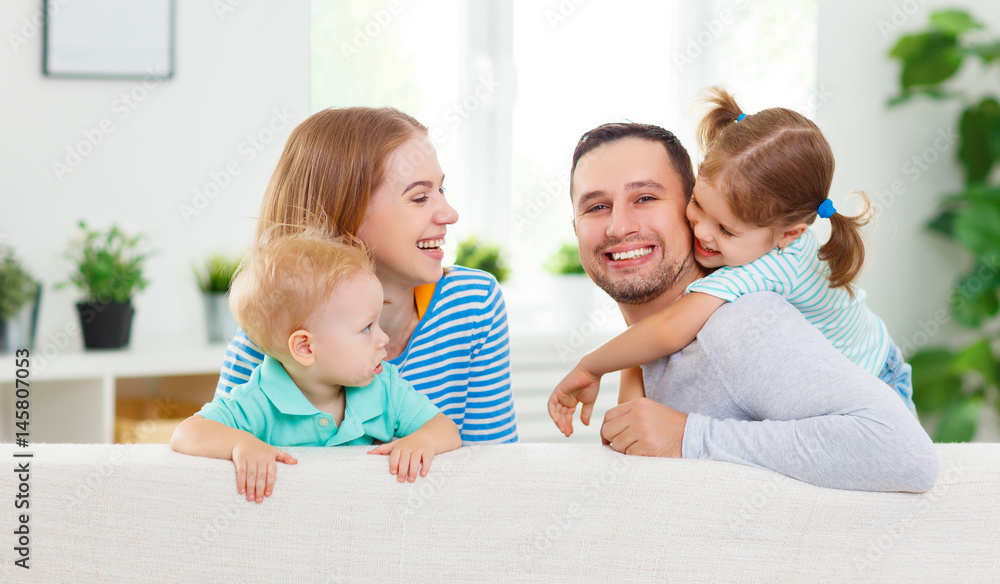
[696,86,872,292]
[229,226,374,358]
[257,107,427,240]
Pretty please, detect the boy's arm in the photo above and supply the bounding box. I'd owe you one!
[368,413,461,483]
[549,292,725,436]
[170,415,297,502]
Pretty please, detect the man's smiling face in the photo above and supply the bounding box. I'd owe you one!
[571,137,696,305]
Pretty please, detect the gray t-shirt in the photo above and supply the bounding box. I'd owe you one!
[641,292,938,492]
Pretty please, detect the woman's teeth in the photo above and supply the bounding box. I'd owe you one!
[610,247,653,261]
[417,239,444,249]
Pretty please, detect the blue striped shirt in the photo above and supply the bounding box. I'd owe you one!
[686,229,892,376]
[215,266,518,445]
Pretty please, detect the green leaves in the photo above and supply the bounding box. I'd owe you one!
[909,342,992,443]
[958,98,1000,184]
[0,247,40,321]
[454,237,510,283]
[891,31,964,89]
[58,221,152,304]
[545,242,586,275]
[195,254,243,293]
[928,9,983,36]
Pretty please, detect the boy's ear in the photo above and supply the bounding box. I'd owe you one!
[287,329,315,367]
[777,223,808,249]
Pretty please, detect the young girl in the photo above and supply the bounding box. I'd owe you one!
[549,87,915,435]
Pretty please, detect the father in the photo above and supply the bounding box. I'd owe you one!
[555,122,938,492]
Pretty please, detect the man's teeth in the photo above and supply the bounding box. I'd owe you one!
[610,247,653,261]
[417,239,444,249]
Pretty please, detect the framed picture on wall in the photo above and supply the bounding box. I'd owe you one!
[43,0,175,79]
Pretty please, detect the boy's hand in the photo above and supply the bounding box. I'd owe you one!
[548,365,601,437]
[368,433,436,483]
[231,436,298,503]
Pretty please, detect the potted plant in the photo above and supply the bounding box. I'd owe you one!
[0,246,41,353]
[58,221,152,349]
[454,236,510,283]
[887,9,1000,441]
[195,253,243,343]
[544,241,602,327]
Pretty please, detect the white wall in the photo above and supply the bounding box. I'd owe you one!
[817,0,1000,355]
[0,0,310,351]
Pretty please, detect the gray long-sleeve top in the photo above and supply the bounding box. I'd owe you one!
[641,292,939,492]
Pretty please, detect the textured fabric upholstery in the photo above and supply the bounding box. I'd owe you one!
[2,443,997,583]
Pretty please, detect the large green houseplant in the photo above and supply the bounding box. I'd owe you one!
[58,221,152,349]
[888,9,1000,441]
[0,246,41,352]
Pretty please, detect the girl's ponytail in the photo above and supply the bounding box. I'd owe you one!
[697,87,744,154]
[818,191,873,294]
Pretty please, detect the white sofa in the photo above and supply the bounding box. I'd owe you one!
[2,442,998,583]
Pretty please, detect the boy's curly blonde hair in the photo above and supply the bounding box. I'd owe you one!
[228,226,374,358]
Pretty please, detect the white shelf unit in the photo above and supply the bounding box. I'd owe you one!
[0,343,229,444]
[0,328,622,445]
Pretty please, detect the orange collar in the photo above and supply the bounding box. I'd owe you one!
[414,283,436,320]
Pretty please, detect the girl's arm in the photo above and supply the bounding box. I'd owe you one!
[618,366,646,404]
[548,292,725,436]
[170,415,297,503]
[581,292,726,377]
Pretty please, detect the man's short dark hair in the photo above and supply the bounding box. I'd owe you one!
[570,123,696,200]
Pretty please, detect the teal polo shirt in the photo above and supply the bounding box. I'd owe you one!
[197,356,441,446]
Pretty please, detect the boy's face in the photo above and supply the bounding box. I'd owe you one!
[307,272,390,388]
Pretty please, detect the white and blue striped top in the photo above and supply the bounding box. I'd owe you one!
[686,229,891,376]
[215,266,518,445]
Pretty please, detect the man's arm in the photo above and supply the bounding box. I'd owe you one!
[606,293,939,493]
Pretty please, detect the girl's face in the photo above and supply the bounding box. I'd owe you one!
[356,134,459,291]
[686,177,781,269]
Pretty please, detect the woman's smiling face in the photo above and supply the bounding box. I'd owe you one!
[356,134,459,290]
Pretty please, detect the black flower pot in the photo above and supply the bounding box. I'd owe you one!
[77,301,134,349]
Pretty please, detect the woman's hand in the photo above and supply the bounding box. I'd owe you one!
[231,436,298,502]
[548,365,602,437]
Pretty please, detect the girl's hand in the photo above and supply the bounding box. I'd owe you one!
[548,366,602,437]
[231,437,298,503]
[368,434,436,483]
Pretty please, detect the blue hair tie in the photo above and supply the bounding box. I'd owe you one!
[735,113,746,122]
[817,199,836,219]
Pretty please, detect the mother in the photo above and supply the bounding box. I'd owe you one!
[215,107,518,445]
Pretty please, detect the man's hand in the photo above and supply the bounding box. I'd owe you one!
[232,436,298,503]
[600,398,687,458]
[548,366,602,437]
